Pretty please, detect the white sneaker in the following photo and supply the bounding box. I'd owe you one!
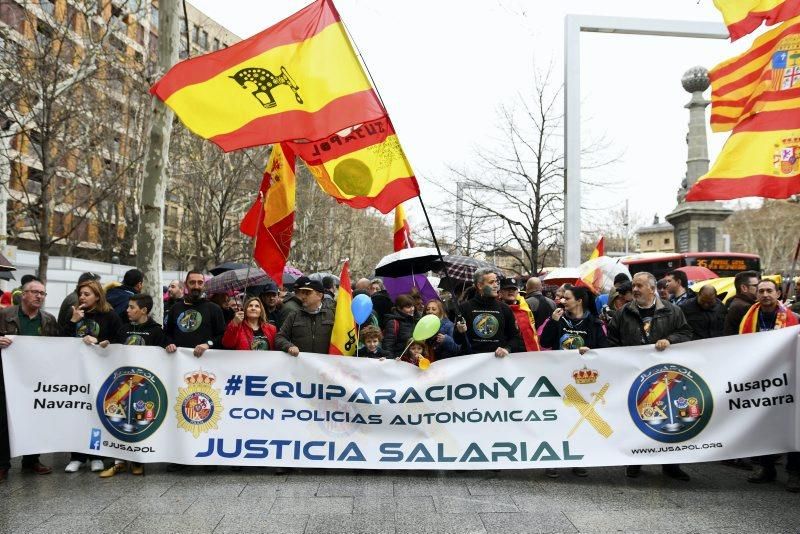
[64,460,83,473]
[90,460,105,472]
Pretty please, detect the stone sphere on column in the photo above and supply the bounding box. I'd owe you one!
[681,66,710,93]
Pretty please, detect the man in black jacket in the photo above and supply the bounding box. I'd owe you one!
[723,270,759,335]
[106,269,144,323]
[164,271,225,357]
[680,285,726,340]
[608,271,693,482]
[454,268,521,357]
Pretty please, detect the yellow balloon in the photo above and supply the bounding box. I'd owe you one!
[418,357,431,370]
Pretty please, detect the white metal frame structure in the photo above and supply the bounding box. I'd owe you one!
[563,15,727,266]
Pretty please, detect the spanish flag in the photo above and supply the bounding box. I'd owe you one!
[687,109,800,200]
[393,204,415,251]
[588,236,604,260]
[714,0,800,41]
[329,260,356,356]
[150,0,385,151]
[289,116,420,214]
[710,16,800,132]
[240,144,296,285]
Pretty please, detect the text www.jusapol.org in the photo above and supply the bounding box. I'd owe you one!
[631,442,724,455]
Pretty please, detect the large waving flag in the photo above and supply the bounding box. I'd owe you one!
[150,0,385,151]
[710,16,800,132]
[714,0,800,41]
[393,203,415,251]
[687,109,800,200]
[288,117,420,214]
[240,144,296,285]
[329,260,356,356]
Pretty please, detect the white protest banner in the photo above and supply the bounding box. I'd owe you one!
[2,328,798,469]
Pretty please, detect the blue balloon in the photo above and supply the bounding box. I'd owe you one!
[351,294,373,325]
[595,293,609,314]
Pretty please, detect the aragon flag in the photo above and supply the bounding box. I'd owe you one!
[150,0,385,151]
[713,0,800,42]
[393,203,415,251]
[686,109,800,200]
[240,144,296,285]
[288,116,420,214]
[588,236,604,260]
[710,15,800,132]
[329,260,356,356]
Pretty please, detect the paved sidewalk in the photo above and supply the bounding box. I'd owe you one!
[1,454,798,533]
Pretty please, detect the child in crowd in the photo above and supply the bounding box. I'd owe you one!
[360,325,386,359]
[399,338,431,367]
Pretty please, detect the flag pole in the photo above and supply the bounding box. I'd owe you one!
[341,20,463,318]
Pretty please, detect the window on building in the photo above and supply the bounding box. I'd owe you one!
[199,30,208,50]
[213,37,220,50]
[40,0,56,17]
[148,31,158,58]
[28,130,43,158]
[646,239,653,246]
[150,5,158,29]
[664,238,671,245]
[192,24,200,43]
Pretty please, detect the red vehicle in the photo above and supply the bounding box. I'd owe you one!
[621,252,761,280]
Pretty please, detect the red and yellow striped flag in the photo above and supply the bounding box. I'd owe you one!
[710,16,800,132]
[588,236,604,260]
[288,117,420,214]
[714,0,800,41]
[150,0,385,151]
[687,109,800,200]
[393,204,415,251]
[240,144,296,285]
[329,260,356,356]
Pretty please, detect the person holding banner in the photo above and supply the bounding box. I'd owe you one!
[0,278,58,483]
[454,269,521,357]
[739,279,800,491]
[98,293,165,478]
[607,272,693,482]
[63,279,122,473]
[276,277,335,356]
[222,297,277,351]
[164,271,226,358]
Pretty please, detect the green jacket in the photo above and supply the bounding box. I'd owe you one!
[275,306,335,354]
[0,305,59,337]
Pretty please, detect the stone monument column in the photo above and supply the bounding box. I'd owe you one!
[666,66,732,252]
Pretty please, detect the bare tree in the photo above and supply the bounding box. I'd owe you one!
[431,69,615,274]
[725,200,800,273]
[0,0,150,280]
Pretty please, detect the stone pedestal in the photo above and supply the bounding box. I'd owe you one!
[666,66,731,252]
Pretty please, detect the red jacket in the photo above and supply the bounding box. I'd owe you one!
[222,321,277,351]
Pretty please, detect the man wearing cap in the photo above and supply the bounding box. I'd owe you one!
[276,276,336,356]
[257,281,287,329]
[499,278,540,352]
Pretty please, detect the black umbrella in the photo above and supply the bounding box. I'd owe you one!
[0,271,14,281]
[209,262,249,276]
[374,247,443,277]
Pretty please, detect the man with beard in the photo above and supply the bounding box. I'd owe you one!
[608,271,693,482]
[723,270,759,336]
[163,279,184,323]
[454,269,521,357]
[164,271,225,358]
[737,279,800,491]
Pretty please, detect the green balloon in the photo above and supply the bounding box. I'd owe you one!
[413,315,441,341]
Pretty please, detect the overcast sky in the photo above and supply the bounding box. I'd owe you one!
[189,0,758,243]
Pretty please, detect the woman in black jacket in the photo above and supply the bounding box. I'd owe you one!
[541,284,608,354]
[63,279,122,474]
[381,294,418,358]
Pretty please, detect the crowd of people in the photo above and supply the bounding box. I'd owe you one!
[0,265,797,491]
